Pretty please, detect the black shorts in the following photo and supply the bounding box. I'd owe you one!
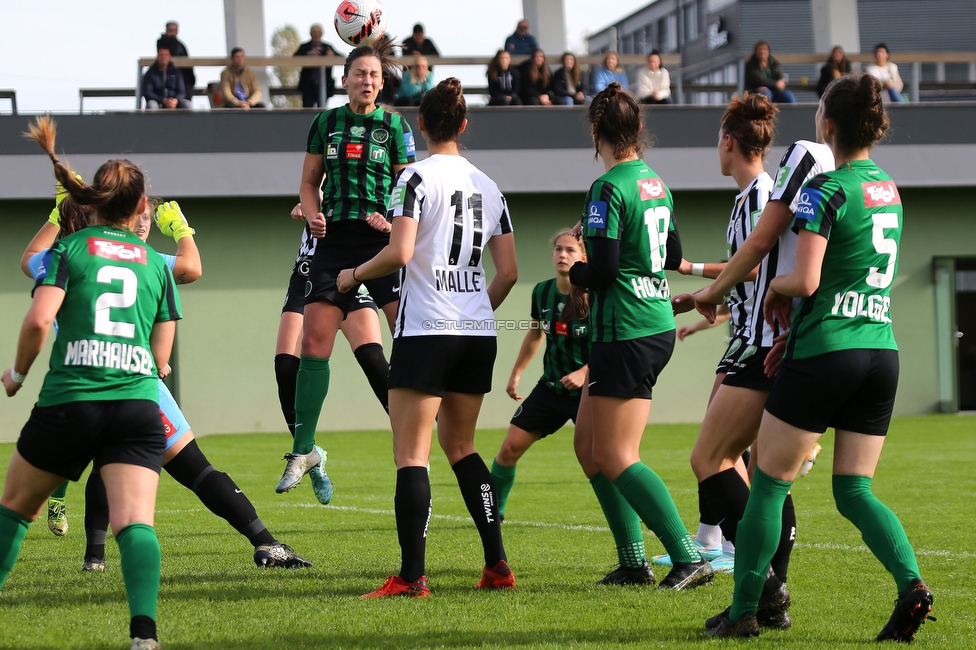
[511,380,581,437]
[764,349,899,435]
[588,331,675,399]
[305,222,399,315]
[717,336,775,391]
[389,335,496,396]
[282,268,378,315]
[17,400,166,481]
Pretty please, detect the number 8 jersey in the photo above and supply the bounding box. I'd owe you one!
[33,225,182,405]
[386,155,513,338]
[788,160,902,359]
[582,159,676,343]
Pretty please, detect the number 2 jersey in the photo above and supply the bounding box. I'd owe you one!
[32,225,182,406]
[582,159,676,343]
[386,154,513,338]
[787,159,902,359]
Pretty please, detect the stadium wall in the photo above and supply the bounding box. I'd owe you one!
[2,185,974,441]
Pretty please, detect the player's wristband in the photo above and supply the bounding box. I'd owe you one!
[48,206,62,227]
[352,266,361,282]
[691,263,705,277]
[9,368,27,384]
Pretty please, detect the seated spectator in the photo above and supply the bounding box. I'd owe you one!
[551,52,586,105]
[593,52,628,93]
[519,49,554,106]
[505,20,538,55]
[395,56,434,106]
[157,20,195,97]
[220,47,265,109]
[633,50,671,104]
[865,43,905,103]
[402,23,440,58]
[143,47,191,109]
[817,45,852,97]
[486,50,522,106]
[745,40,795,103]
[295,24,338,108]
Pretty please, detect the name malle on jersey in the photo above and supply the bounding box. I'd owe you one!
[434,268,482,293]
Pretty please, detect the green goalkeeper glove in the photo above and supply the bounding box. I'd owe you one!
[48,206,62,227]
[55,173,84,206]
[154,201,195,241]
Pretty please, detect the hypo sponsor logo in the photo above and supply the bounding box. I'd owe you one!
[637,178,665,201]
[87,238,147,264]
[862,182,901,207]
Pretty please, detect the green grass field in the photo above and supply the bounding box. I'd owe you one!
[0,415,974,649]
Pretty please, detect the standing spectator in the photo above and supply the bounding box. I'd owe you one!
[817,46,852,97]
[633,50,671,104]
[505,20,538,56]
[143,47,191,110]
[295,23,338,108]
[396,56,434,106]
[402,23,440,58]
[865,43,905,103]
[519,49,554,106]
[593,52,628,93]
[487,50,522,106]
[220,47,265,109]
[551,52,586,105]
[745,40,795,104]
[157,21,195,98]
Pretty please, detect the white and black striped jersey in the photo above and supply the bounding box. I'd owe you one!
[726,172,773,344]
[386,154,513,338]
[293,223,317,276]
[746,140,836,345]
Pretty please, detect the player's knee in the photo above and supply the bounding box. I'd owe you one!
[832,475,869,521]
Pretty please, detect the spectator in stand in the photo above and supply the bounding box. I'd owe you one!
[745,40,795,103]
[551,52,586,105]
[295,23,338,108]
[402,23,440,58]
[519,48,554,106]
[817,45,852,97]
[220,47,265,109]
[866,43,905,103]
[157,21,195,98]
[633,50,671,104]
[505,20,538,56]
[143,47,191,110]
[487,50,522,106]
[593,52,628,93]
[396,56,434,106]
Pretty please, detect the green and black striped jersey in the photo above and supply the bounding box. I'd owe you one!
[531,279,588,396]
[582,159,676,342]
[306,105,416,222]
[787,160,902,359]
[32,225,182,406]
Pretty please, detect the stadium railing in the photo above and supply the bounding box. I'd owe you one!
[0,89,17,115]
[80,86,211,113]
[117,53,976,111]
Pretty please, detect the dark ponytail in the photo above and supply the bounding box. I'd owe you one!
[721,94,777,160]
[822,73,889,153]
[587,82,645,160]
[418,77,466,144]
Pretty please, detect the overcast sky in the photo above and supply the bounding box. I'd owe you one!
[0,0,649,113]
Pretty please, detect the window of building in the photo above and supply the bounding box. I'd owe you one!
[684,2,699,41]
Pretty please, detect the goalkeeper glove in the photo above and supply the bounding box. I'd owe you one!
[48,206,62,227]
[154,200,195,241]
[55,173,84,206]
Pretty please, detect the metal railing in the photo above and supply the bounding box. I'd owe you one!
[0,89,17,115]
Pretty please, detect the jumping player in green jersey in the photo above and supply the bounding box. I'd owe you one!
[568,83,712,590]
[490,230,588,520]
[1,116,179,650]
[707,75,934,641]
[278,37,416,498]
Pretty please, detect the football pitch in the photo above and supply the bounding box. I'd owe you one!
[0,415,973,649]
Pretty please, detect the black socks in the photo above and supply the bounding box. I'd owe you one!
[395,466,431,583]
[452,453,506,568]
[274,353,300,435]
[353,343,390,413]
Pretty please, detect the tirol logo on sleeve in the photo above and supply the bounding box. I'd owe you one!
[388,185,406,209]
[795,188,822,219]
[862,181,901,207]
[87,238,148,264]
[774,165,791,189]
[637,178,665,201]
[404,131,416,157]
[587,201,608,229]
[345,143,364,159]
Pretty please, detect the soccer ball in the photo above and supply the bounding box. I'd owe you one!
[334,0,387,47]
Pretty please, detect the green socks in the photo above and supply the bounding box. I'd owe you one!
[612,463,699,564]
[730,468,792,622]
[490,460,517,517]
[833,474,921,593]
[116,523,161,621]
[51,481,69,500]
[590,473,645,569]
[293,356,331,455]
[0,505,30,590]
